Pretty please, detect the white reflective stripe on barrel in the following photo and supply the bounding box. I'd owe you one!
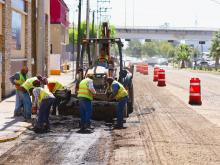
[159,72,165,74]
[190,93,201,96]
[158,79,165,81]
[190,83,200,86]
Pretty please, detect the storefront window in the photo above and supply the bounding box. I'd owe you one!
[12,11,22,50]
[11,0,25,11]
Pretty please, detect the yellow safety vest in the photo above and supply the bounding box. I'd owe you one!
[21,77,37,92]
[15,72,27,86]
[35,87,51,106]
[112,81,128,100]
[77,78,93,100]
[48,78,64,93]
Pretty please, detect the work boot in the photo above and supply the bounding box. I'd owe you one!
[113,124,125,130]
[43,123,50,132]
[33,126,44,133]
[85,123,94,130]
[14,112,22,117]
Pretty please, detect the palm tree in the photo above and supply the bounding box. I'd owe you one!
[210,30,220,70]
[175,44,191,68]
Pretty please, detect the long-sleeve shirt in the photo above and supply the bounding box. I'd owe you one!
[9,73,20,85]
[87,79,96,94]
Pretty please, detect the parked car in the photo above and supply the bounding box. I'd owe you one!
[147,57,168,66]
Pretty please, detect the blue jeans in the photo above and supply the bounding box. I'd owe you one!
[79,98,92,126]
[14,90,23,114]
[37,98,55,128]
[116,96,128,127]
[22,92,32,119]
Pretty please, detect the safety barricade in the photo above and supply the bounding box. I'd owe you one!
[157,69,166,87]
[153,67,159,82]
[189,78,202,105]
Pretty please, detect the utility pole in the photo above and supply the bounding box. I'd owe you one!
[36,0,45,76]
[125,0,126,28]
[91,11,95,63]
[72,17,75,79]
[132,0,135,28]
[96,0,111,37]
[31,0,37,76]
[76,0,82,74]
[86,0,90,39]
[92,11,95,38]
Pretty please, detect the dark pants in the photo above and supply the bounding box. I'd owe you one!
[79,98,92,127]
[52,97,61,113]
[116,96,128,127]
[37,98,55,129]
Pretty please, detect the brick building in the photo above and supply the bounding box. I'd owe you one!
[0,0,50,100]
[50,0,70,65]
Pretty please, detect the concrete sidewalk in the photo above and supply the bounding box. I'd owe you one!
[0,72,74,143]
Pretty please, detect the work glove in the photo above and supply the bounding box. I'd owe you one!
[32,107,37,114]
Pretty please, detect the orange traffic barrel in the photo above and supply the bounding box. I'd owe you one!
[139,64,144,74]
[153,67,159,81]
[136,64,141,72]
[189,78,202,105]
[142,64,148,75]
[157,69,166,87]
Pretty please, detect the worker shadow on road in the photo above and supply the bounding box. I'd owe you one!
[0,116,25,132]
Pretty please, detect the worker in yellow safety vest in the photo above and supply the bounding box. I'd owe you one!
[32,80,55,133]
[16,75,43,121]
[97,48,108,68]
[77,74,96,132]
[9,66,28,117]
[106,77,128,129]
[42,77,67,115]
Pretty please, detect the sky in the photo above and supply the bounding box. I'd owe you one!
[64,0,220,28]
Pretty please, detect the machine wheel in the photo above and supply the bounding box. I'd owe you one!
[127,82,134,114]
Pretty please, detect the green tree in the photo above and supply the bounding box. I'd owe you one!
[126,40,143,57]
[68,22,116,44]
[175,44,191,68]
[210,30,220,69]
[142,42,159,57]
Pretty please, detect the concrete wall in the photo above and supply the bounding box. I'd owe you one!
[50,24,62,54]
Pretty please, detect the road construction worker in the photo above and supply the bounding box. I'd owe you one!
[9,66,28,117]
[18,75,43,121]
[42,77,70,115]
[32,80,55,133]
[106,77,128,129]
[77,74,96,132]
[97,49,108,68]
